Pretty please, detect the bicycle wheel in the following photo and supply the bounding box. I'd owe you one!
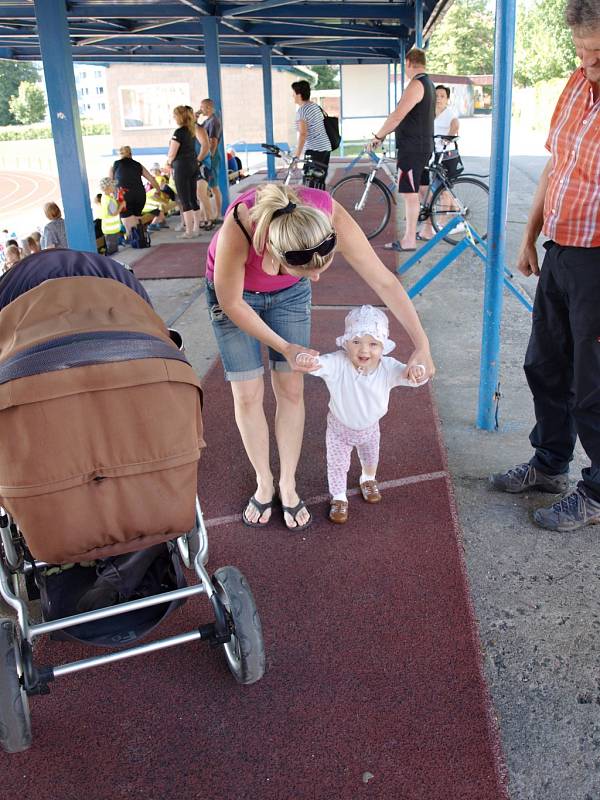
[330,174,392,240]
[430,176,489,245]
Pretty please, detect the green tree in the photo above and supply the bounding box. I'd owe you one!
[0,61,40,125]
[426,0,495,75]
[8,81,47,124]
[310,65,340,89]
[514,0,577,86]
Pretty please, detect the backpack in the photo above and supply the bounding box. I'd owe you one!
[320,107,341,151]
[130,221,151,249]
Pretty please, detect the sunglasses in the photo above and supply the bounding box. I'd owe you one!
[277,232,337,267]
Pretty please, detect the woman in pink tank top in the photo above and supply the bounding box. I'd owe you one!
[206,182,434,532]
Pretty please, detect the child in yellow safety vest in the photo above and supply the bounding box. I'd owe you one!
[99,177,124,255]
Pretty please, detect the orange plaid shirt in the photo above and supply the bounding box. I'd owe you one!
[544,68,600,248]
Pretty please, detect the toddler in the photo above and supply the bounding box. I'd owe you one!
[301,305,427,524]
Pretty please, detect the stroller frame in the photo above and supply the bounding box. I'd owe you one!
[0,496,265,752]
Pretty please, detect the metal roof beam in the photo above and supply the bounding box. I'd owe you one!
[218,4,413,21]
[224,0,302,17]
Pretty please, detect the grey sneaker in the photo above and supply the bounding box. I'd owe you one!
[489,462,569,494]
[533,487,600,531]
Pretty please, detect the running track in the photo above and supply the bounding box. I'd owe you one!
[1,170,60,225]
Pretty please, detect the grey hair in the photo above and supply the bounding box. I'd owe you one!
[566,0,600,31]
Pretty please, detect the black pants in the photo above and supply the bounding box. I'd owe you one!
[173,158,200,212]
[525,241,600,501]
[304,149,330,188]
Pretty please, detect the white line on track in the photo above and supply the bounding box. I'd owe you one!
[204,470,449,528]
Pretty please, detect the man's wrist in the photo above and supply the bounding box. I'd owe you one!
[372,132,384,141]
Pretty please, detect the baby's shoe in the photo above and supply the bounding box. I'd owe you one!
[329,499,348,524]
[360,479,381,504]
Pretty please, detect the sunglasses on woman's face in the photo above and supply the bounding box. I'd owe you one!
[279,232,337,267]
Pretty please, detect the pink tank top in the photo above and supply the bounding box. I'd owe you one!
[205,186,333,293]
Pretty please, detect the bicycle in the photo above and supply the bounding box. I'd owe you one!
[261,143,327,189]
[329,137,489,245]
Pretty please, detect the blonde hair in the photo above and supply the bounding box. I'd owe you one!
[4,244,21,268]
[173,105,196,136]
[43,201,62,220]
[119,145,132,158]
[250,184,334,270]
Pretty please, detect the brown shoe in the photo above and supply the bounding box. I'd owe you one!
[360,479,382,504]
[329,499,348,524]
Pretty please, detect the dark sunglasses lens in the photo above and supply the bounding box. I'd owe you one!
[317,233,337,256]
[285,250,313,266]
[284,233,337,267]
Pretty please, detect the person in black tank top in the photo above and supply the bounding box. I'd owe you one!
[369,48,435,251]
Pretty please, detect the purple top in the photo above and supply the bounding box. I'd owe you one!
[205,186,333,293]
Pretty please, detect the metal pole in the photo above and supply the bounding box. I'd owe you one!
[393,61,398,107]
[202,16,229,213]
[400,39,406,91]
[34,0,96,252]
[339,64,345,156]
[476,0,517,430]
[415,0,424,48]
[261,46,276,180]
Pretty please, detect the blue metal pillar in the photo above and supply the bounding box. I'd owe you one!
[261,46,276,180]
[415,0,424,48]
[202,16,229,213]
[34,0,95,252]
[393,61,398,107]
[477,0,517,430]
[339,64,345,156]
[400,39,406,91]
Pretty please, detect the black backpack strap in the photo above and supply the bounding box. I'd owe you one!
[233,203,253,247]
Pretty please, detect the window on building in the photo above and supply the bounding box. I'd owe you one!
[94,70,102,78]
[96,87,104,95]
[119,83,190,129]
[99,103,106,110]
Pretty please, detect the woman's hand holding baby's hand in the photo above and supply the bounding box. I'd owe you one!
[407,364,427,385]
[284,343,320,372]
[295,352,321,370]
[406,348,435,383]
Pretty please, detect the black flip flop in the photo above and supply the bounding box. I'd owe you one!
[382,241,417,252]
[281,499,312,532]
[242,494,278,527]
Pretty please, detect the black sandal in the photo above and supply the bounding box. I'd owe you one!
[281,499,312,531]
[242,494,278,527]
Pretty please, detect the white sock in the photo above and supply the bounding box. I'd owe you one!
[360,472,376,484]
[332,492,347,502]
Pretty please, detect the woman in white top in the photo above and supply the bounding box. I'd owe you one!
[419,85,461,240]
[291,79,331,187]
[301,305,427,524]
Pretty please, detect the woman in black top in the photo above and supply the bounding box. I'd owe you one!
[165,106,205,239]
[109,146,160,239]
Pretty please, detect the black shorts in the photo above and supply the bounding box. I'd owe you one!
[396,151,431,193]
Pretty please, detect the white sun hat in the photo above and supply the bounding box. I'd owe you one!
[336,304,395,355]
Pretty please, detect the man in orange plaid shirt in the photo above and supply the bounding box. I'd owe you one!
[490,0,600,531]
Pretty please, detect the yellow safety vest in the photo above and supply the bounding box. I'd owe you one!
[100,194,122,235]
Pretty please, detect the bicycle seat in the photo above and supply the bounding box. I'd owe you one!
[261,143,282,156]
[434,134,459,142]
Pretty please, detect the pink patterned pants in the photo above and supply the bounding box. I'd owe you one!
[325,412,380,496]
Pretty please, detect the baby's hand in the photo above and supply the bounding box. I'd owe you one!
[295,352,320,369]
[407,364,427,385]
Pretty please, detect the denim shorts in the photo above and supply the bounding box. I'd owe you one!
[205,278,312,381]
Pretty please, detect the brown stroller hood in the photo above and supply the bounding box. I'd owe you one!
[0,276,204,564]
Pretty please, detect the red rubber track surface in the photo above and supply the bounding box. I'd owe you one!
[3,314,507,800]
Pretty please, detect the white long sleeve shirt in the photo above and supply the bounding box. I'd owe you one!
[309,351,424,430]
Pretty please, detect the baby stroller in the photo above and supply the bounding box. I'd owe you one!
[0,249,265,753]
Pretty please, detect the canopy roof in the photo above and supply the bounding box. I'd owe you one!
[0,0,452,66]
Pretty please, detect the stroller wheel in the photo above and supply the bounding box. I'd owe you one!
[0,618,32,753]
[211,566,265,685]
